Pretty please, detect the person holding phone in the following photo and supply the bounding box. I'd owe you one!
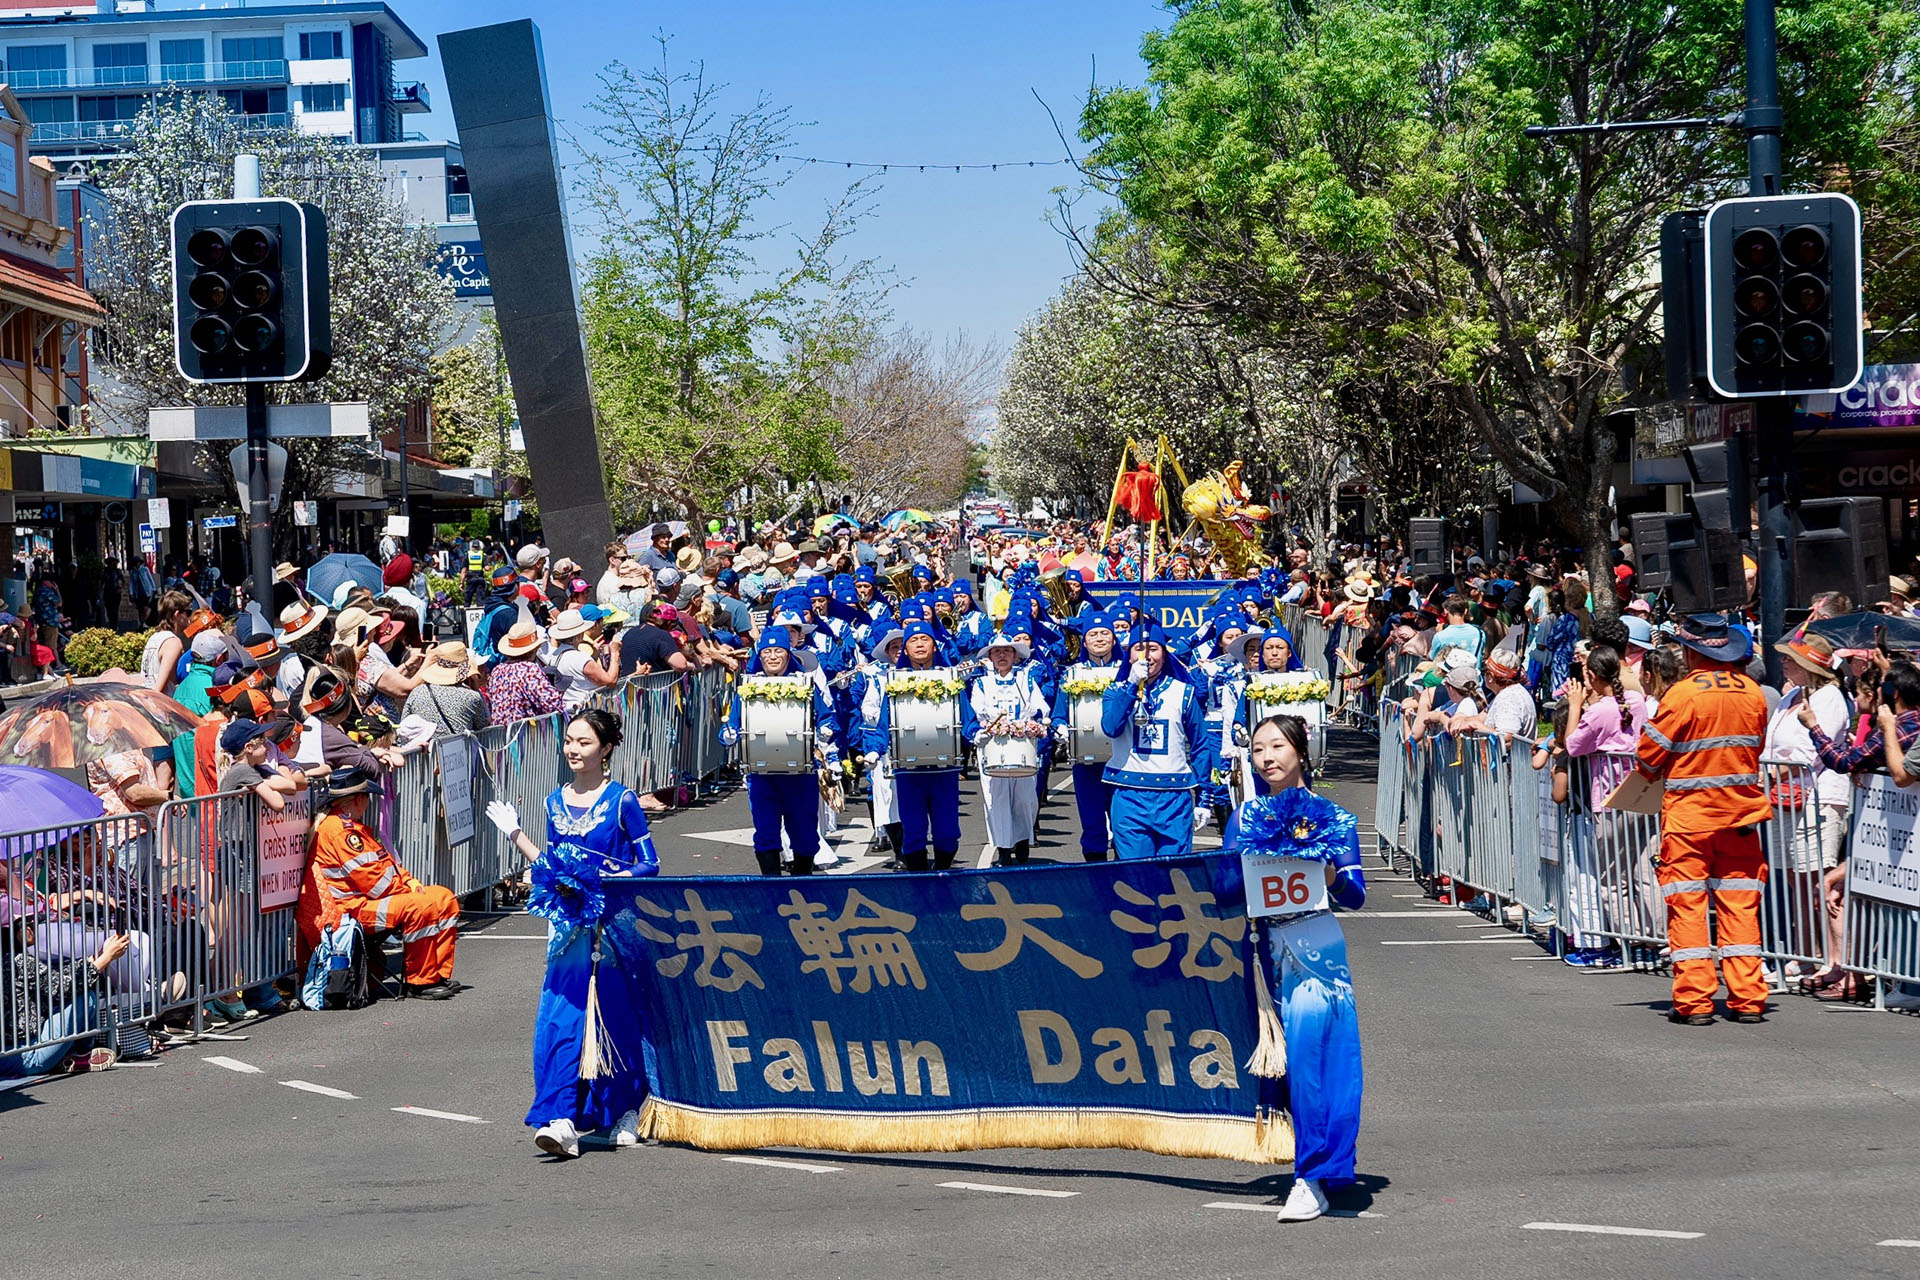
[1,899,130,1076]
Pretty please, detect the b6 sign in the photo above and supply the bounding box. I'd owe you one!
[1240,853,1329,917]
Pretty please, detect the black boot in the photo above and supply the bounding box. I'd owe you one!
[1082,847,1109,863]
[1211,803,1230,832]
[900,851,931,872]
[1014,840,1031,864]
[995,846,1016,867]
[754,848,783,877]
[886,823,904,856]
[789,856,816,875]
[932,847,958,871]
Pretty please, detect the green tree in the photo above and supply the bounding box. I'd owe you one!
[430,319,514,469]
[576,38,884,527]
[1080,0,1920,611]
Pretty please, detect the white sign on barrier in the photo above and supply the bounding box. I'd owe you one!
[1847,775,1920,908]
[1240,853,1329,916]
[441,740,475,847]
[258,794,314,910]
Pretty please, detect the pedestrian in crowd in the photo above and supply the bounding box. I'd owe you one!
[173,629,229,716]
[1561,644,1648,970]
[488,620,564,722]
[1451,646,1535,742]
[131,556,157,626]
[0,897,130,1077]
[1635,615,1771,1025]
[273,600,330,702]
[1765,633,1851,991]
[141,590,195,695]
[404,642,492,738]
[547,608,621,708]
[619,600,690,677]
[1223,714,1366,1223]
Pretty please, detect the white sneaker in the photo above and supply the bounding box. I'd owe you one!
[534,1118,581,1159]
[612,1109,641,1147]
[1276,1177,1328,1222]
[1884,986,1920,1012]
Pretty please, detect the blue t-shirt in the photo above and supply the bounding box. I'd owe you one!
[1429,622,1485,663]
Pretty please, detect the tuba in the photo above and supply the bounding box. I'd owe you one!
[883,562,917,606]
[1040,566,1083,660]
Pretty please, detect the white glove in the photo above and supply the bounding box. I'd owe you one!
[862,751,880,766]
[1129,660,1151,683]
[1192,807,1212,833]
[485,799,521,840]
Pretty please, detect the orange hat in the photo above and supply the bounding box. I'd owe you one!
[184,608,221,640]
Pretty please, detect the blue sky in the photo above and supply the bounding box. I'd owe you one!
[395,0,1161,356]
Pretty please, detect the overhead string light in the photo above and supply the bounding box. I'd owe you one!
[689,143,1077,174]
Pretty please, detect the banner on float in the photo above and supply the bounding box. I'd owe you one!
[1083,581,1236,639]
[1848,775,1920,907]
[605,855,1292,1163]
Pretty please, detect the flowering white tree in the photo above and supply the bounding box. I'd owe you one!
[82,96,456,528]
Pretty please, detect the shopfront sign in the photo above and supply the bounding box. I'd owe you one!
[1799,363,1920,431]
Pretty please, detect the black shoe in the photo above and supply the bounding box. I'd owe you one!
[1666,1011,1714,1026]
[1013,840,1031,864]
[406,981,459,1000]
[1728,1010,1766,1024]
[932,848,957,871]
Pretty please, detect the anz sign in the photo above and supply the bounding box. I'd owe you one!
[435,241,492,298]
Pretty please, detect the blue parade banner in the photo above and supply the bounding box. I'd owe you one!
[1083,581,1236,638]
[606,854,1291,1163]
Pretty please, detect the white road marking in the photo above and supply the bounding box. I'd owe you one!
[1511,956,1561,961]
[203,1055,261,1074]
[1521,1222,1703,1240]
[723,1155,842,1173]
[1878,1240,1920,1247]
[281,1079,358,1100]
[392,1105,489,1124]
[940,1181,1078,1199]
[681,826,765,848]
[1381,938,1532,946]
[1204,1200,1384,1218]
[976,843,996,869]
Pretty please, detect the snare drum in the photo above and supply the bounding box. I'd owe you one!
[981,733,1041,777]
[1065,692,1114,765]
[888,683,963,770]
[739,678,816,774]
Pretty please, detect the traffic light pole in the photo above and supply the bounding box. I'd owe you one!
[1745,0,1791,684]
[245,380,272,613]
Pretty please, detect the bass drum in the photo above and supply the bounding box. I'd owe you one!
[740,683,816,774]
[889,687,963,770]
[981,733,1041,778]
[1065,692,1114,765]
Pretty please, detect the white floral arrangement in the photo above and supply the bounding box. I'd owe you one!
[1245,672,1332,705]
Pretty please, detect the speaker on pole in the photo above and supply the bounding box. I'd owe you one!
[1791,497,1889,609]
[1629,512,1694,590]
[1409,517,1445,576]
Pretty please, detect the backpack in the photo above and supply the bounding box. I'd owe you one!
[470,601,514,668]
[302,917,373,1010]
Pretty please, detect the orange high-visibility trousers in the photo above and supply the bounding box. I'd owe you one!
[349,886,459,986]
[1658,827,1768,1017]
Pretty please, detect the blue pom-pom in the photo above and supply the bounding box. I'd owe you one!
[528,840,606,928]
[1238,789,1353,864]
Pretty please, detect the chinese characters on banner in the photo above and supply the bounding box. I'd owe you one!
[602,855,1291,1163]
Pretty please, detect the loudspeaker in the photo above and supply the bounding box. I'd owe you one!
[1409,518,1445,575]
[1791,497,1890,610]
[1687,438,1751,540]
[1629,512,1695,590]
[1669,527,1747,613]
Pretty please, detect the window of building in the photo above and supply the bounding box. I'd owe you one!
[78,95,146,122]
[219,86,286,117]
[298,31,343,61]
[91,42,146,86]
[220,36,285,70]
[7,44,68,89]
[300,83,346,113]
[158,38,204,80]
[22,97,74,123]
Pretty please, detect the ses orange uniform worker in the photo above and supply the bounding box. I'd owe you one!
[1634,614,1771,1026]
[309,768,461,999]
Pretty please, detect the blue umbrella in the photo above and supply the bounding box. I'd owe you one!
[0,765,105,859]
[305,553,384,607]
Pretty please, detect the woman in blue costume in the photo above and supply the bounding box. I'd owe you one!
[1223,713,1364,1222]
[487,707,659,1159]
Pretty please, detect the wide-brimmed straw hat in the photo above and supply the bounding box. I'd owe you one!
[419,641,476,686]
[1775,633,1836,678]
[768,541,799,567]
[548,609,594,642]
[276,600,328,645]
[496,621,543,658]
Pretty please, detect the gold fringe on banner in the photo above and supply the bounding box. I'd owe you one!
[637,1098,1295,1165]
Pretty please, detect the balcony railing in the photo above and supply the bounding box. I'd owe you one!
[30,112,289,142]
[6,67,70,91]
[7,59,287,92]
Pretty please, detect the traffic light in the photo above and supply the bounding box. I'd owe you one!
[1704,192,1862,400]
[172,199,331,384]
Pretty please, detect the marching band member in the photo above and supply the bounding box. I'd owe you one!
[720,629,840,876]
[970,631,1049,865]
[1197,623,1262,828]
[1224,713,1366,1223]
[867,619,972,870]
[1100,617,1209,860]
[853,624,905,856]
[853,567,890,623]
[1052,610,1123,861]
[949,580,993,657]
[1003,618,1060,806]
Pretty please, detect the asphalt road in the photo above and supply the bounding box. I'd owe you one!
[6,730,1920,1280]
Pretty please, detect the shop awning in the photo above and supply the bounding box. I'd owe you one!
[0,250,104,326]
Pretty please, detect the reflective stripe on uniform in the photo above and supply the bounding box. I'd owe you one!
[1707,877,1766,893]
[1643,723,1674,749]
[1717,943,1765,958]
[374,897,392,930]
[1666,773,1761,790]
[321,864,353,879]
[1665,734,1762,753]
[1661,879,1709,898]
[401,917,455,944]
[339,849,383,873]
[1669,946,1716,962]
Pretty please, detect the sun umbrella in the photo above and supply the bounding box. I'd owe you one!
[879,509,936,530]
[0,765,105,858]
[0,684,202,773]
[1804,610,1920,653]
[305,552,384,606]
[813,513,858,536]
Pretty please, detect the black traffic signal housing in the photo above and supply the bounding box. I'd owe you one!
[172,199,331,384]
[1704,192,1862,400]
